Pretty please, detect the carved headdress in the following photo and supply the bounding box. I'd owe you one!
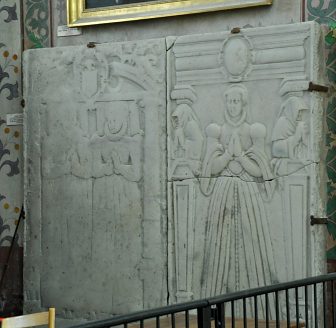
[223,84,249,127]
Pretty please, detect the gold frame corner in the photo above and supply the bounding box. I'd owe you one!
[67,0,273,27]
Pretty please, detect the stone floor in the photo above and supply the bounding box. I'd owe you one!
[127,313,304,328]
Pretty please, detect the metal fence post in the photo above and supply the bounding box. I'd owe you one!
[216,303,225,328]
[197,305,211,328]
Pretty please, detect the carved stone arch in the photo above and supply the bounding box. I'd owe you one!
[111,62,156,92]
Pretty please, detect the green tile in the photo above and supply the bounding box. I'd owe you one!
[327,245,336,258]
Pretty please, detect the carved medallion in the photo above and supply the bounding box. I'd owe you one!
[219,36,253,80]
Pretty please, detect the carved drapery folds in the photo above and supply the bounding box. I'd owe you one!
[24,40,167,318]
[168,22,326,321]
[24,22,326,321]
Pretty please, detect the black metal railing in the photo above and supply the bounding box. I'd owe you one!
[69,273,336,328]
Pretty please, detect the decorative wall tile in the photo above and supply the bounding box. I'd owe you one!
[0,0,23,316]
[0,48,19,101]
[55,0,66,26]
[0,1,22,244]
[23,0,50,49]
[307,0,336,25]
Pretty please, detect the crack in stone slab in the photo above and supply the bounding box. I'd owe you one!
[168,161,319,184]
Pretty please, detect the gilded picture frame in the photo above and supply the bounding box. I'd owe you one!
[67,0,273,27]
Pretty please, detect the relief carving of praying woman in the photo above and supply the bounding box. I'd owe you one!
[271,97,309,176]
[171,103,204,176]
[172,103,203,161]
[90,102,143,182]
[200,84,276,301]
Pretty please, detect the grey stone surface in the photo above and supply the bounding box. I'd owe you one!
[167,22,327,319]
[23,39,167,319]
[24,21,327,324]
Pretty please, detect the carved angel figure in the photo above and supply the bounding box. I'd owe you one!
[200,84,276,301]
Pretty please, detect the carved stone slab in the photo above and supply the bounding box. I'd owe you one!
[24,21,327,324]
[167,22,327,318]
[23,40,167,319]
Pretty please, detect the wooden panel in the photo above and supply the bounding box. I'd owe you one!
[0,246,23,316]
[2,311,49,328]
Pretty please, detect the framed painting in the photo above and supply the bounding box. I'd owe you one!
[67,0,273,27]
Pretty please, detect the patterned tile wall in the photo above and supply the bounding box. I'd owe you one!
[0,0,52,315]
[23,0,50,49]
[0,1,22,247]
[0,0,23,315]
[306,0,336,260]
